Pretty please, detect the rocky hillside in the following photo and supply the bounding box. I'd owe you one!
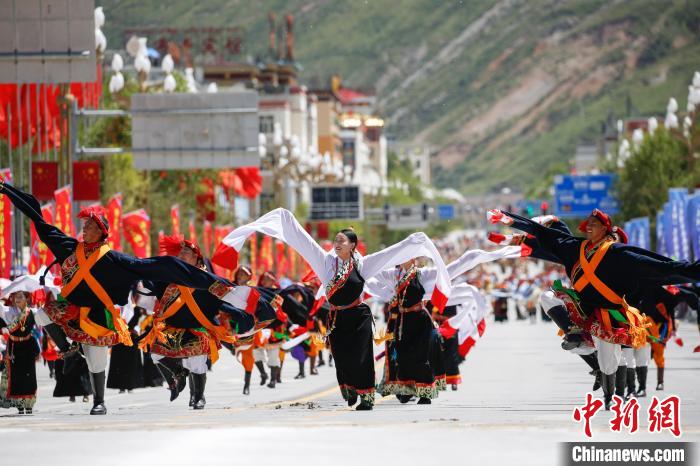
[99,0,700,194]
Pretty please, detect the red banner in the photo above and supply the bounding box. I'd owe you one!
[170,204,180,237]
[72,161,100,201]
[288,246,297,281]
[275,240,289,277]
[31,161,59,201]
[106,193,122,251]
[203,221,213,256]
[0,169,12,279]
[122,209,151,258]
[258,235,273,273]
[54,185,73,237]
[188,219,197,245]
[250,233,257,276]
[28,204,55,274]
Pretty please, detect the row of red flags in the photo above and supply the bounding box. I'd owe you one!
[0,180,310,282]
[0,77,102,154]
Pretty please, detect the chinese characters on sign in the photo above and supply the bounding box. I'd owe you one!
[573,394,681,438]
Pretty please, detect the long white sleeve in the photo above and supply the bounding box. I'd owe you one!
[221,208,329,280]
[360,232,439,280]
[446,246,521,280]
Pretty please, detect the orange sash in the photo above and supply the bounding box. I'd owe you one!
[573,240,648,346]
[62,244,132,346]
[177,286,236,364]
[139,285,235,364]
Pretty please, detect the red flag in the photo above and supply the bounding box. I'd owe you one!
[234,167,263,199]
[31,161,59,201]
[212,225,234,279]
[188,219,197,244]
[72,161,100,201]
[0,169,12,278]
[171,204,180,237]
[28,204,55,274]
[106,193,123,251]
[53,185,73,237]
[122,209,151,258]
[203,220,213,256]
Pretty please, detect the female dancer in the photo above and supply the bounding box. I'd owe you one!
[212,208,452,410]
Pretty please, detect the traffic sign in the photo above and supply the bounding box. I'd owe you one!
[553,174,619,218]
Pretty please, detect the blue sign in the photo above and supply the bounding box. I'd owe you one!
[553,174,619,218]
[437,204,455,220]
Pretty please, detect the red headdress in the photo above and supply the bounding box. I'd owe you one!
[257,270,280,289]
[77,205,109,236]
[611,225,628,244]
[578,208,612,234]
[159,234,203,260]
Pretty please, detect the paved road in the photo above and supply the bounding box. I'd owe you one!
[1,319,698,465]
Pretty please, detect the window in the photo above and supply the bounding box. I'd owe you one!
[259,116,275,135]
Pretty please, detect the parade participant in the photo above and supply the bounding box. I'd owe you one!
[631,285,699,396]
[229,264,262,396]
[106,300,143,393]
[212,208,453,410]
[0,290,40,414]
[0,182,258,415]
[488,207,700,409]
[140,236,273,409]
[256,271,287,387]
[367,245,520,399]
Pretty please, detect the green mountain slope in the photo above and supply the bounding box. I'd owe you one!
[99,0,700,195]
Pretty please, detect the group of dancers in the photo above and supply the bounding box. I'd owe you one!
[0,181,698,415]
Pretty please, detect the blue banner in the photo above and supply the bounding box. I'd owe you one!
[623,217,650,250]
[665,188,691,261]
[687,192,700,260]
[553,174,619,218]
[656,210,667,256]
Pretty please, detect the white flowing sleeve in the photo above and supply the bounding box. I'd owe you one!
[220,208,330,281]
[363,269,398,302]
[360,232,437,280]
[446,246,521,280]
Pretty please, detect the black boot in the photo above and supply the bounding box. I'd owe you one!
[417,397,431,405]
[188,374,195,407]
[580,353,602,391]
[592,370,602,391]
[89,371,107,415]
[256,361,268,386]
[192,373,206,410]
[656,367,664,391]
[397,394,412,404]
[295,360,306,379]
[614,365,627,398]
[310,355,318,375]
[156,357,190,402]
[243,371,251,395]
[347,392,358,406]
[317,352,325,367]
[267,366,277,388]
[601,373,615,410]
[635,366,647,397]
[277,361,283,383]
[625,368,636,399]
